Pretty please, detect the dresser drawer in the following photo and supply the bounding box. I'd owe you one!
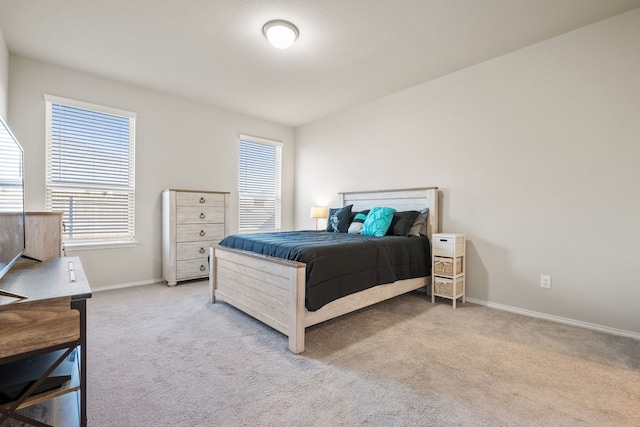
[176,191,225,207]
[177,206,224,224]
[177,241,219,261]
[177,258,209,280]
[177,224,225,242]
[432,234,464,257]
[433,237,454,256]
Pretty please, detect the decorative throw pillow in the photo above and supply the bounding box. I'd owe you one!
[362,207,396,237]
[325,204,353,233]
[349,209,369,222]
[348,212,368,234]
[408,208,429,236]
[386,210,421,236]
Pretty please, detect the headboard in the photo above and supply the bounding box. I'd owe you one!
[338,187,439,241]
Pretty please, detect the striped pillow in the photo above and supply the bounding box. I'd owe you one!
[348,212,368,234]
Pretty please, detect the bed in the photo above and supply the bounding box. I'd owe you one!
[209,187,439,353]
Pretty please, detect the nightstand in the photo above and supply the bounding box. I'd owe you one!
[431,233,466,308]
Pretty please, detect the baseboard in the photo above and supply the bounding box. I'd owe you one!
[465,297,640,340]
[93,278,164,293]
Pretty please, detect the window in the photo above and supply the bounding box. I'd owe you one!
[0,123,23,213]
[238,135,281,232]
[45,95,136,248]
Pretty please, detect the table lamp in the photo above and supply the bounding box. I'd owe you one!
[310,206,328,230]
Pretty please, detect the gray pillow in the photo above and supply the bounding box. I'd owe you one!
[408,208,429,236]
[386,210,420,236]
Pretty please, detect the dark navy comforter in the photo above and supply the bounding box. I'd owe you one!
[219,231,430,311]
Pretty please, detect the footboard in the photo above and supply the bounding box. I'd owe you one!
[210,246,306,353]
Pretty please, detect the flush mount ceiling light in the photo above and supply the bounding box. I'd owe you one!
[262,20,299,49]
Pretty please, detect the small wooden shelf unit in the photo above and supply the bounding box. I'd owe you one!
[431,233,466,308]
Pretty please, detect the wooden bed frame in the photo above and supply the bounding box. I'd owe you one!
[209,187,439,353]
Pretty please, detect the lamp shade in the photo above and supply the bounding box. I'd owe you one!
[310,206,328,219]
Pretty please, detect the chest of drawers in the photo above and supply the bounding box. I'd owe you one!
[162,189,229,285]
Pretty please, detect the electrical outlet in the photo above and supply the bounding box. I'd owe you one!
[540,275,552,289]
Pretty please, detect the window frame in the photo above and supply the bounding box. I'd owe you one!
[237,134,282,233]
[44,94,137,250]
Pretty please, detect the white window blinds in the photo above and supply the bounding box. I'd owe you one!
[0,123,24,212]
[45,95,136,247]
[238,136,281,232]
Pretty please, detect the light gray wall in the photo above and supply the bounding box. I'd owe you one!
[0,26,8,120]
[295,9,640,335]
[8,55,295,290]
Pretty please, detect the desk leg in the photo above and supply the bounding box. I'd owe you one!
[72,299,87,427]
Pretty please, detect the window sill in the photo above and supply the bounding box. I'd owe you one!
[63,240,138,251]
[238,229,281,234]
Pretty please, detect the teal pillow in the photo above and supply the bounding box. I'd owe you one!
[362,207,396,237]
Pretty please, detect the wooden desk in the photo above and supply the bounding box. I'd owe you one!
[0,257,91,427]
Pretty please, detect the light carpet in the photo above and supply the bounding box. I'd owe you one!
[87,281,640,426]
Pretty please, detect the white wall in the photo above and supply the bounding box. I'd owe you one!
[0,26,8,120]
[8,55,295,290]
[295,9,640,335]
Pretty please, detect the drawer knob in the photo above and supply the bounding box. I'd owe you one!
[199,230,206,236]
[199,197,205,203]
[200,264,206,271]
[199,247,205,254]
[439,239,448,242]
[200,212,206,219]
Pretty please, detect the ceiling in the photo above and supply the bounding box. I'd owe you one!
[0,0,639,127]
